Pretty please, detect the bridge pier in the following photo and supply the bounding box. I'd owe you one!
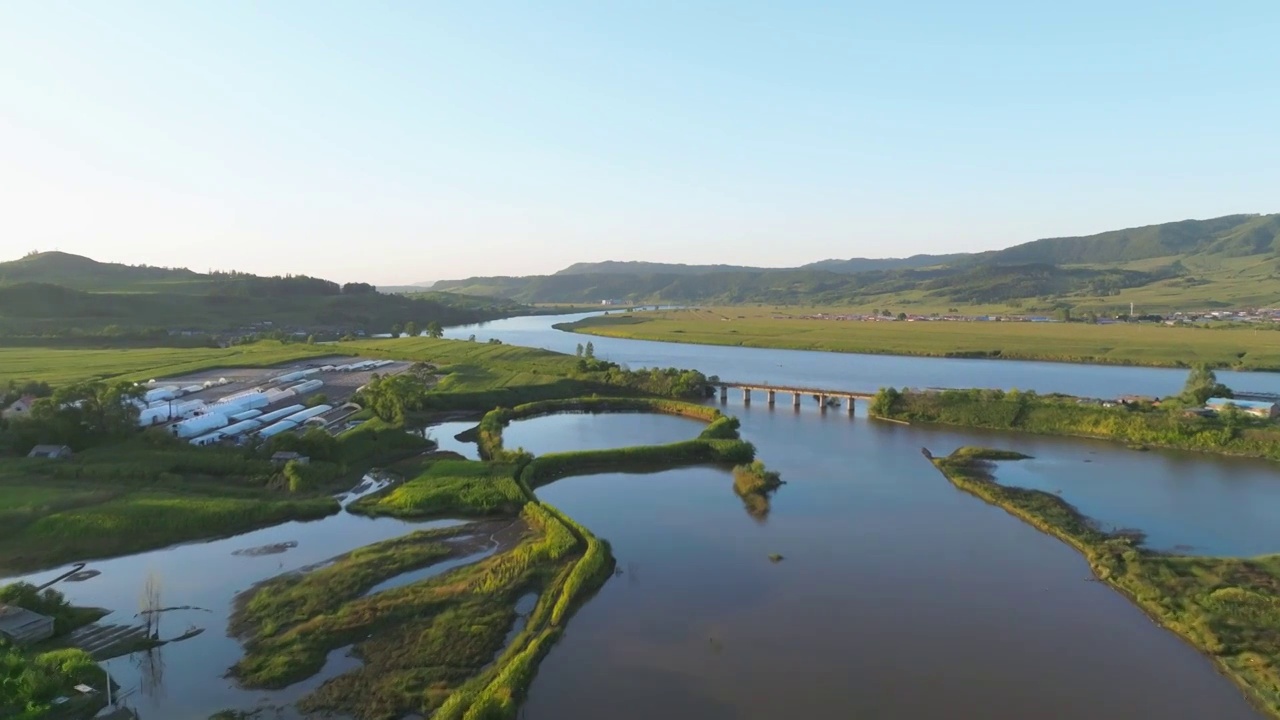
[792,392,801,408]
[847,395,856,415]
[719,385,727,403]
[818,393,828,410]
[742,388,751,404]
[766,389,776,405]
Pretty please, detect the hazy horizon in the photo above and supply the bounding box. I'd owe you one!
[2,3,1277,284]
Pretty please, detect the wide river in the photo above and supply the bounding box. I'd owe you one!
[3,312,1276,719]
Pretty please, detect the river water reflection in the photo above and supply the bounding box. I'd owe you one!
[447,311,1280,399]
[525,402,1266,719]
[502,412,705,456]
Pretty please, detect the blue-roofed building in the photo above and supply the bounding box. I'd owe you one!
[1206,397,1279,419]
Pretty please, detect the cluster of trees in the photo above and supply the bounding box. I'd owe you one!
[1,380,142,454]
[1179,364,1233,405]
[206,272,362,298]
[2,380,51,407]
[389,321,444,338]
[356,372,430,424]
[868,368,1280,459]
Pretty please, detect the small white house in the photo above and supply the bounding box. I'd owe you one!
[2,395,37,421]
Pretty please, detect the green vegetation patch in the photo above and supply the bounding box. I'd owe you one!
[0,341,334,386]
[731,460,784,520]
[232,503,593,720]
[931,447,1280,717]
[231,524,495,641]
[352,460,527,519]
[0,438,352,574]
[0,645,102,720]
[873,385,1280,462]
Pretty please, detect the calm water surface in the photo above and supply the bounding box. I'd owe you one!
[421,420,481,459]
[525,403,1266,719]
[447,311,1280,399]
[502,412,704,455]
[0,484,461,720]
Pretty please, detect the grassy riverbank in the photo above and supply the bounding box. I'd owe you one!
[873,387,1280,462]
[0,442,343,574]
[931,447,1280,717]
[557,307,1280,370]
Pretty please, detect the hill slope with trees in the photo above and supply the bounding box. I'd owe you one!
[433,213,1280,311]
[0,252,528,340]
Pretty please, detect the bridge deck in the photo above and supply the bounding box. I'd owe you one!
[719,382,875,398]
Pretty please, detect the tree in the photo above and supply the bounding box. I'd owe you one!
[1181,364,1232,405]
[881,309,892,318]
[575,343,584,358]
[306,334,316,345]
[468,334,477,342]
[390,323,402,339]
[403,321,418,338]
[426,321,444,339]
[896,312,907,321]
[1056,307,1072,323]
[584,342,595,359]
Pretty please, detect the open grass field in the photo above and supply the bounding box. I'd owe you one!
[932,448,1280,719]
[0,437,354,573]
[0,341,337,385]
[560,307,1280,370]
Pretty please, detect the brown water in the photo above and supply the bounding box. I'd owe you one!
[523,402,1267,719]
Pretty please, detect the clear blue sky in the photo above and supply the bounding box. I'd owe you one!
[1,1,1276,284]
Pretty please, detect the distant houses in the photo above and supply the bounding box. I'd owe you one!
[271,451,310,466]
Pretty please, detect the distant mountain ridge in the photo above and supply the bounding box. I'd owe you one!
[433,213,1280,310]
[0,252,522,337]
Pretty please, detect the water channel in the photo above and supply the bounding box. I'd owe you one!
[5,312,1278,718]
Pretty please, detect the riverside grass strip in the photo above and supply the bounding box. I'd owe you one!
[931,447,1280,718]
[557,308,1280,370]
[873,387,1280,462]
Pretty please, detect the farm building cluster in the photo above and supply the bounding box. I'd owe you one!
[129,357,408,447]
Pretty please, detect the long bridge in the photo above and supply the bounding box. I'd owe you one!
[716,381,875,414]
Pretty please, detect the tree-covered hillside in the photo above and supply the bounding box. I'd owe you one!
[0,252,528,338]
[434,213,1280,310]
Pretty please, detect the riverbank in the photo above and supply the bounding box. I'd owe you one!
[929,446,1280,718]
[555,308,1280,371]
[871,387,1280,462]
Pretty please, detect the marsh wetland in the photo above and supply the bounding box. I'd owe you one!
[7,313,1280,718]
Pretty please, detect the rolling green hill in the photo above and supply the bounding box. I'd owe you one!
[433,213,1280,311]
[0,252,529,338]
